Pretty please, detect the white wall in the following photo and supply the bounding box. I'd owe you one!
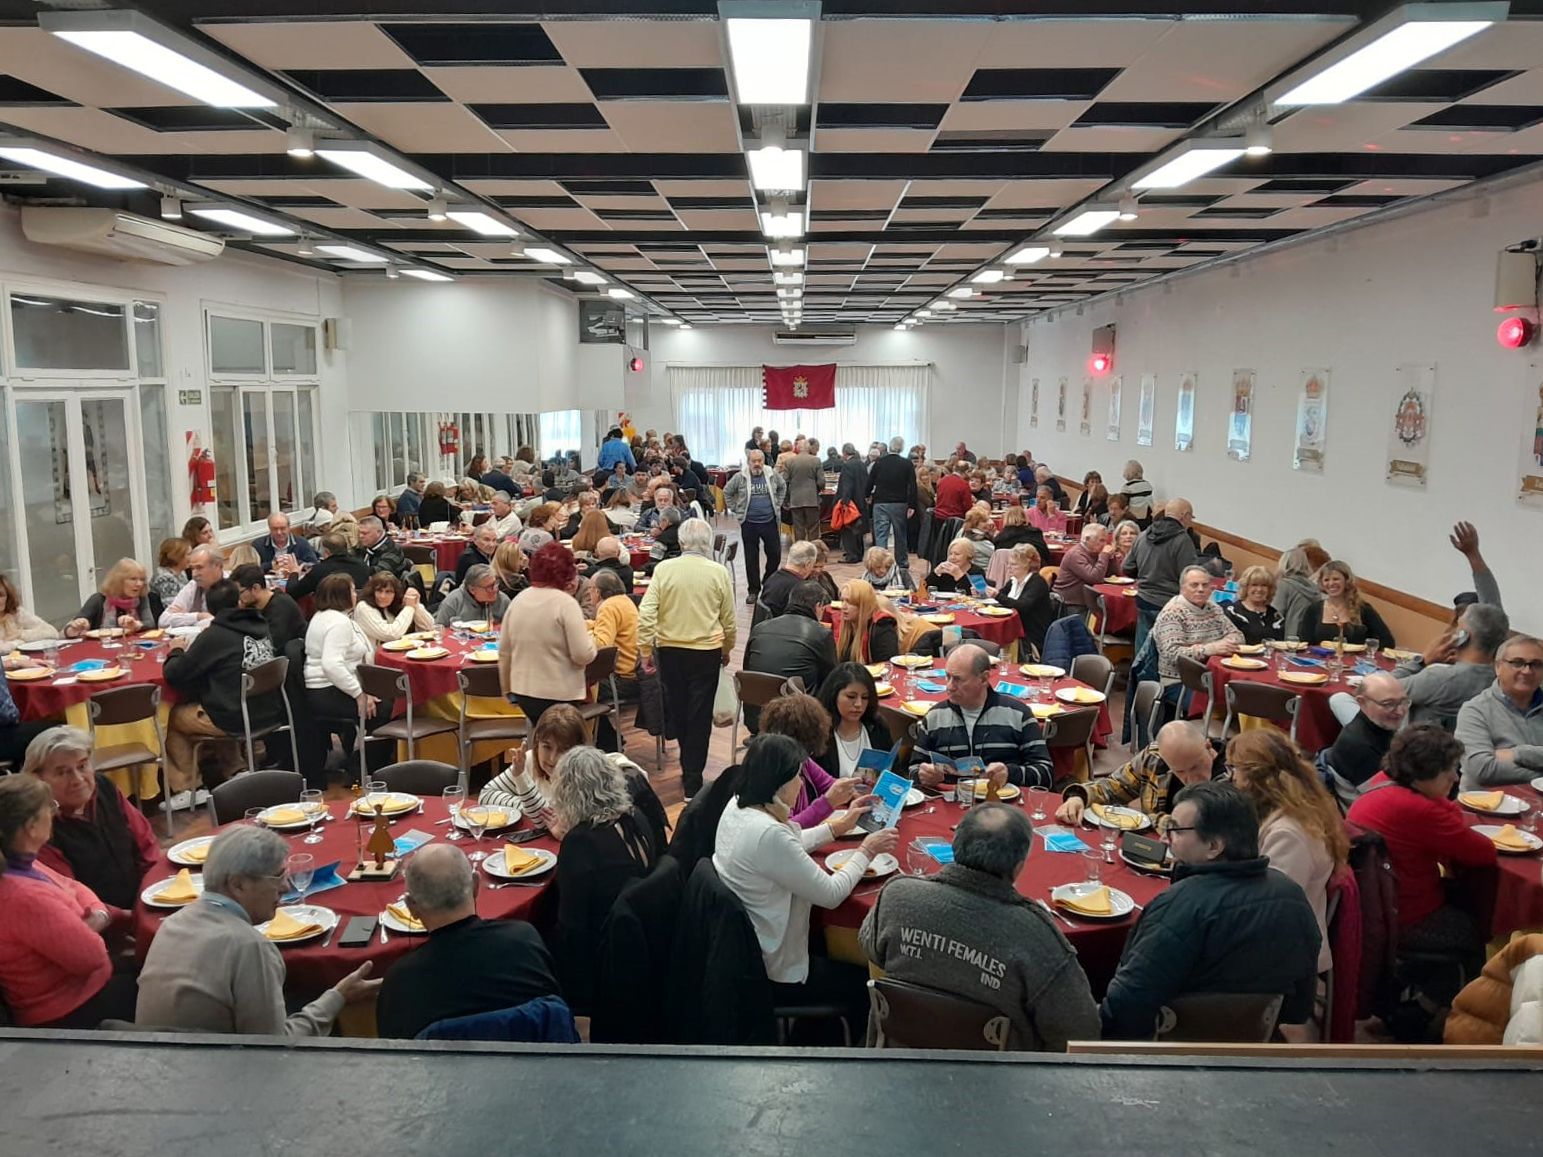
[1014,176,1543,631]
[632,323,1016,457]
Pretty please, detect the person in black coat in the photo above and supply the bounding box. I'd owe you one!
[284,533,371,600]
[584,542,635,594]
[833,444,869,563]
[813,663,894,780]
[993,506,1049,559]
[230,564,307,652]
[416,481,460,528]
[1222,566,1285,646]
[929,539,990,596]
[741,582,838,731]
[454,523,501,587]
[994,545,1054,658]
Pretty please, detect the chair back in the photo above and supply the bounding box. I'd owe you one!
[782,676,806,695]
[358,664,408,703]
[457,663,505,699]
[242,655,290,699]
[984,548,1013,589]
[585,646,618,687]
[210,769,304,825]
[1039,565,1060,584]
[592,856,685,1044]
[1130,679,1162,753]
[1069,653,1114,700]
[943,638,1000,659]
[87,683,159,727]
[1085,591,1109,644]
[416,995,580,1043]
[403,544,436,567]
[1175,654,1212,697]
[733,670,792,711]
[750,598,773,629]
[1044,706,1099,750]
[876,705,920,751]
[377,759,458,795]
[1154,992,1284,1042]
[667,858,776,1045]
[868,978,1011,1051]
[723,540,739,565]
[1223,681,1300,740]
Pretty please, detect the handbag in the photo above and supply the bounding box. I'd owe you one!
[830,498,860,530]
[712,667,738,728]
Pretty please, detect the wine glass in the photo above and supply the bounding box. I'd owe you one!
[442,786,466,842]
[462,805,490,864]
[300,789,326,845]
[1364,638,1381,667]
[285,853,314,905]
[1028,786,1049,822]
[244,807,264,826]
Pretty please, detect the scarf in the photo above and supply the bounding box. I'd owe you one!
[107,596,139,614]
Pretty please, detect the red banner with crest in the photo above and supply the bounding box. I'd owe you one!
[762,363,837,410]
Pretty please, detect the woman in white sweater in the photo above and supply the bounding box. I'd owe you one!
[713,733,898,1026]
[302,574,381,787]
[0,575,57,645]
[351,572,434,645]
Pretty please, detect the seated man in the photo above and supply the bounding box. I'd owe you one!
[136,826,379,1034]
[1051,523,1116,609]
[1100,782,1321,1039]
[434,563,512,627]
[396,474,426,523]
[740,581,838,732]
[358,515,412,585]
[230,564,307,652]
[454,523,502,587]
[860,804,1099,1051]
[26,726,158,913]
[585,536,634,592]
[588,569,639,750]
[253,512,318,575]
[1455,634,1543,789]
[285,532,370,601]
[486,491,522,540]
[159,544,226,629]
[1394,602,1508,729]
[1056,721,1224,834]
[759,541,817,617]
[377,844,561,1039]
[1151,565,1243,691]
[909,644,1054,791]
[1322,671,1408,808]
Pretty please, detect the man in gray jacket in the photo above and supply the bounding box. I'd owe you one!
[859,805,1099,1050]
[723,450,787,605]
[782,437,825,544]
[1455,635,1543,789]
[1122,497,1203,657]
[1394,602,1508,729]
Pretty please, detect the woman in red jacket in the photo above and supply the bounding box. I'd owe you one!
[0,775,137,1027]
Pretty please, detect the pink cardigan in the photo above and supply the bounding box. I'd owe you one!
[0,863,111,1025]
[790,758,838,830]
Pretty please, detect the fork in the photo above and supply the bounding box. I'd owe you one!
[1034,898,1076,928]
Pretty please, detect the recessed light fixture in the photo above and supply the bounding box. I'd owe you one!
[400,268,453,282]
[522,246,572,265]
[426,196,448,222]
[760,209,804,239]
[932,300,957,311]
[1132,146,1245,190]
[773,270,803,286]
[1276,9,1498,106]
[314,142,433,191]
[1118,196,1139,221]
[1005,246,1050,265]
[1244,124,1273,157]
[446,210,520,238]
[285,128,314,159]
[573,271,608,285]
[0,145,144,190]
[724,14,813,105]
[947,287,975,299]
[747,145,806,192]
[770,246,806,267]
[1048,241,1065,259]
[385,266,400,280]
[1052,208,1121,237]
[971,269,1007,284]
[607,288,634,300]
[159,195,182,220]
[316,244,386,263]
[296,237,314,257]
[188,206,293,235]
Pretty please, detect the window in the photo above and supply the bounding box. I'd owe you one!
[0,388,16,587]
[539,410,581,460]
[273,390,297,512]
[11,294,130,372]
[138,384,174,546]
[209,315,266,375]
[243,392,271,520]
[133,302,163,379]
[297,389,317,508]
[272,322,317,376]
[211,387,241,530]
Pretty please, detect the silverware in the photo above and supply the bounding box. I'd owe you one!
[489,877,545,889]
[379,922,388,944]
[319,922,337,948]
[1035,898,1076,928]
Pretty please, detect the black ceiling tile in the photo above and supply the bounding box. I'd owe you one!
[1072,101,1218,128]
[667,196,754,209]
[1408,104,1543,132]
[469,103,607,129]
[254,195,340,207]
[1311,193,1402,207]
[0,76,75,105]
[1359,68,1519,102]
[930,130,1051,152]
[561,179,658,195]
[109,106,283,132]
[900,195,990,209]
[820,209,891,221]
[594,208,679,221]
[961,68,1118,102]
[491,195,582,209]
[1190,206,1283,219]
[1175,248,1227,257]
[381,23,562,66]
[579,68,727,101]
[1249,178,1352,194]
[817,103,947,130]
[283,68,448,102]
[971,208,1051,221]
[1114,242,1173,252]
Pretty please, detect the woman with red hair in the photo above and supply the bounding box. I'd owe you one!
[498,542,598,726]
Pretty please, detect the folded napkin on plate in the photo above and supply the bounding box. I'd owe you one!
[1493,824,1532,851]
[263,806,306,825]
[1042,831,1089,854]
[385,902,425,931]
[180,841,211,864]
[503,844,544,875]
[153,868,198,904]
[914,680,947,694]
[1060,885,1113,916]
[1091,804,1141,830]
[264,909,321,941]
[1461,791,1506,810]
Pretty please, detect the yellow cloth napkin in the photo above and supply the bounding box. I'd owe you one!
[503,844,543,875]
[1091,805,1140,830]
[180,842,211,864]
[264,909,322,941]
[263,806,306,825]
[1070,688,1101,703]
[386,902,425,931]
[477,810,509,829]
[1493,824,1531,850]
[153,868,198,904]
[1060,885,1113,915]
[1461,791,1505,811]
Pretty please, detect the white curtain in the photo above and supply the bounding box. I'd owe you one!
[669,363,931,467]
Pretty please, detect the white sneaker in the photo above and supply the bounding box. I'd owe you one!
[160,790,194,813]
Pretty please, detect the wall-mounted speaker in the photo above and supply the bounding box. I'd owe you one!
[323,316,351,352]
[1496,247,1540,312]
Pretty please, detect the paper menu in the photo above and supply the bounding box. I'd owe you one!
[867,770,913,829]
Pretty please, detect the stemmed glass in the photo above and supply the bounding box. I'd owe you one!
[300,789,326,845]
[285,853,314,906]
[462,805,490,864]
[1364,638,1381,668]
[443,786,466,841]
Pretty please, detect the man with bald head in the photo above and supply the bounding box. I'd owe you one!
[1053,522,1117,608]
[1122,495,1204,658]
[1056,720,1223,833]
[909,643,1054,791]
[159,544,227,629]
[587,535,634,592]
[376,844,559,1040]
[1323,672,1408,808]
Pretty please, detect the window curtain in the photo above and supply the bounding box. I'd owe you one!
[669,363,930,467]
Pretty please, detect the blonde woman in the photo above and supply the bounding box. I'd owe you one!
[226,543,261,571]
[960,507,997,571]
[835,579,902,664]
[862,546,912,593]
[0,575,57,644]
[64,560,159,636]
[1294,560,1396,648]
[492,539,529,599]
[929,539,991,596]
[1222,565,1285,645]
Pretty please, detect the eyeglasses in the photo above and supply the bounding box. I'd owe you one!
[1165,825,1197,835]
[1364,696,1410,711]
[1502,659,1543,673]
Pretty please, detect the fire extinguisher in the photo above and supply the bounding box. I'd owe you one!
[190,448,217,506]
[438,421,460,457]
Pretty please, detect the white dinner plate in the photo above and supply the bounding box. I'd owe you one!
[1050,882,1136,920]
[1119,849,1172,876]
[1457,793,1528,817]
[1086,806,1152,832]
[348,792,422,818]
[904,787,925,808]
[1020,664,1066,679]
[1055,686,1107,706]
[255,905,339,945]
[890,654,932,668]
[452,805,521,831]
[257,802,328,831]
[482,846,558,879]
[17,640,62,653]
[1473,824,1543,855]
[1531,777,1543,795]
[379,906,428,934]
[141,873,206,909]
[167,835,215,867]
[824,850,899,879]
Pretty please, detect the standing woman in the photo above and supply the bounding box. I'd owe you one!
[814,663,892,780]
[63,559,161,637]
[351,572,433,646]
[1295,560,1396,648]
[498,542,597,727]
[1223,565,1286,645]
[0,575,58,644]
[834,580,902,665]
[302,574,382,787]
[1273,546,1323,637]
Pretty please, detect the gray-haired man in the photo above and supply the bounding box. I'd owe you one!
[864,435,918,569]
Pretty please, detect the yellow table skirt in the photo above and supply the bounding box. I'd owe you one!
[825,924,865,967]
[393,692,526,768]
[59,700,166,801]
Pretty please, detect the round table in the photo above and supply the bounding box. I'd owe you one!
[618,535,655,573]
[1205,652,1397,753]
[1092,581,1140,636]
[1487,784,1543,935]
[395,532,473,575]
[131,798,559,996]
[373,633,524,766]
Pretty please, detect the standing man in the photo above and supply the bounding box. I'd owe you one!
[598,427,636,474]
[834,442,868,563]
[783,437,824,544]
[1122,497,1203,660]
[865,436,918,571]
[723,450,786,607]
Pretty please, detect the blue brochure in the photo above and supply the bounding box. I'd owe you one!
[281,860,345,903]
[996,681,1029,698]
[969,574,989,596]
[854,742,902,785]
[392,828,435,858]
[866,769,913,830]
[923,842,955,865]
[1042,831,1090,854]
[915,680,948,694]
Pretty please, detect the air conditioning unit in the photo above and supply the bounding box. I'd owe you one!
[772,325,856,347]
[20,206,225,266]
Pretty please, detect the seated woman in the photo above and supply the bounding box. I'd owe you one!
[416,481,459,528]
[1294,560,1396,648]
[809,541,840,603]
[995,544,1054,658]
[0,574,57,644]
[1107,518,1140,575]
[1223,565,1286,645]
[548,746,661,1012]
[525,501,565,538]
[151,537,192,606]
[182,516,215,551]
[604,488,639,531]
[1227,729,1348,988]
[491,540,529,600]
[497,542,596,727]
[835,580,902,665]
[960,507,997,571]
[570,509,613,558]
[861,546,912,593]
[1027,486,1069,534]
[759,693,869,831]
[302,573,385,787]
[993,504,1047,556]
[1074,472,1105,519]
[226,543,261,572]
[64,559,162,638]
[370,494,396,527]
[712,733,898,1031]
[814,663,892,780]
[1347,726,1497,997]
[351,572,434,646]
[929,539,991,596]
[1151,565,1244,690]
[0,775,136,1028]
[26,726,158,913]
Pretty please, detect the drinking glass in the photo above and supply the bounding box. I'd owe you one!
[1082,849,1103,884]
[1028,786,1049,822]
[1101,825,1118,862]
[1040,674,1054,701]
[365,779,388,813]
[286,853,314,904]
[1274,649,1288,675]
[244,807,265,826]
[905,839,931,877]
[1364,638,1381,666]
[442,786,466,841]
[956,779,978,812]
[462,805,490,864]
[300,789,326,845]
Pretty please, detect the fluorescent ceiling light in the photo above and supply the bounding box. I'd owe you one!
[522,246,572,265]
[1005,245,1050,265]
[426,196,448,222]
[607,288,634,300]
[679,323,693,330]
[760,210,804,239]
[747,146,806,192]
[947,287,976,299]
[1132,147,1245,190]
[657,318,681,325]
[932,300,957,311]
[285,128,314,159]
[314,144,433,191]
[971,269,1007,284]
[573,271,607,285]
[917,309,932,317]
[1277,18,1495,106]
[188,207,292,235]
[773,271,803,285]
[770,247,805,267]
[50,28,275,108]
[0,146,144,190]
[400,269,453,282]
[316,244,386,263]
[725,17,813,105]
[446,210,520,238]
[1052,208,1121,237]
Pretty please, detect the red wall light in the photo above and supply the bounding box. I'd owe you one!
[1089,352,1112,375]
[1498,316,1536,350]
[629,356,644,372]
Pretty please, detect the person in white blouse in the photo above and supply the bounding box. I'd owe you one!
[713,733,898,1029]
[813,663,893,780]
[0,575,58,645]
[351,573,434,646]
[301,573,381,787]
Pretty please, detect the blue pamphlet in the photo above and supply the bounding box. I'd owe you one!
[1042,832,1090,854]
[281,860,345,903]
[969,574,989,595]
[923,842,955,865]
[69,659,109,672]
[996,681,1028,698]
[867,769,913,830]
[915,680,947,694]
[392,829,435,857]
[922,751,985,777]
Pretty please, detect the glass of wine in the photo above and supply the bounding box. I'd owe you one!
[442,786,466,841]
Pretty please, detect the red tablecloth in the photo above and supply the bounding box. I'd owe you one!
[1205,653,1392,753]
[820,603,1025,653]
[1486,785,1543,935]
[374,632,501,704]
[395,532,473,574]
[709,468,738,489]
[132,798,558,992]
[8,637,175,719]
[1092,581,1140,636]
[619,535,654,572]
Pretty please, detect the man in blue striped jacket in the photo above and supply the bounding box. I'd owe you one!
[908,644,1054,791]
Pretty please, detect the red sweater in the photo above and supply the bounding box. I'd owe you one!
[934,474,974,520]
[1346,774,1498,928]
[0,862,112,1025]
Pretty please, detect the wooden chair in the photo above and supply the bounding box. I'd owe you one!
[1175,655,1219,739]
[209,769,304,825]
[1155,993,1284,1042]
[867,978,1011,1051]
[1039,565,1060,585]
[731,670,794,752]
[1043,706,1100,784]
[1222,681,1301,742]
[876,705,920,751]
[377,759,459,795]
[1069,653,1115,701]
[455,665,530,792]
[577,647,619,747]
[1086,591,1133,664]
[86,684,167,833]
[360,664,456,762]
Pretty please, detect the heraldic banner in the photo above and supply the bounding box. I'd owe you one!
[763,363,837,410]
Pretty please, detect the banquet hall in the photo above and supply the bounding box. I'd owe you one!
[0,0,1542,1148]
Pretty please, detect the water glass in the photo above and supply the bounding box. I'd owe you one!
[244,807,265,826]
[286,853,314,903]
[1082,849,1103,884]
[300,789,326,845]
[462,805,490,863]
[1364,638,1381,666]
[365,779,388,812]
[442,786,466,841]
[905,840,931,877]
[1101,825,1119,861]
[1273,649,1288,674]
[1028,786,1049,822]
[956,778,978,811]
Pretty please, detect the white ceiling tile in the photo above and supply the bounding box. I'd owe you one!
[543,19,726,68]
[421,66,593,103]
[1100,19,1349,102]
[202,20,415,70]
[494,128,625,152]
[654,179,751,198]
[1040,126,1184,153]
[811,128,935,152]
[971,19,1176,68]
[938,100,1088,132]
[808,179,908,210]
[984,178,1109,210]
[675,209,761,231]
[818,21,990,103]
[332,102,512,153]
[514,207,606,230]
[1270,102,1446,152]
[600,102,741,152]
[1430,20,1543,70]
